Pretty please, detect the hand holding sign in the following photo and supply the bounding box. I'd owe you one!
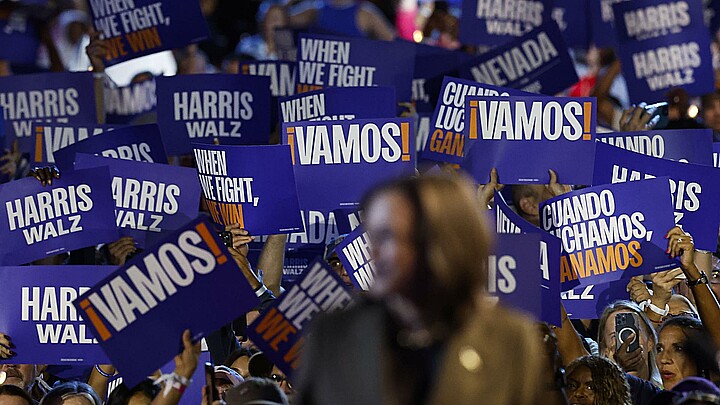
[0,333,14,359]
[30,166,60,186]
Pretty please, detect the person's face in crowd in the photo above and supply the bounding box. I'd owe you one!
[262,6,288,44]
[327,255,352,287]
[667,295,696,318]
[215,376,235,400]
[127,392,152,405]
[270,366,292,396]
[230,355,250,379]
[566,365,595,405]
[66,21,87,45]
[0,394,31,405]
[601,311,652,377]
[365,191,417,298]
[0,365,36,391]
[702,98,720,132]
[517,185,554,226]
[657,326,697,390]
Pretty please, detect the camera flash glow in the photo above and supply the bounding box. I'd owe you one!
[688,105,699,119]
[413,30,423,43]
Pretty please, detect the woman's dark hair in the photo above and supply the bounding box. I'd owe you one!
[106,380,159,405]
[39,381,102,405]
[567,355,632,405]
[0,384,34,405]
[224,348,256,368]
[659,316,719,378]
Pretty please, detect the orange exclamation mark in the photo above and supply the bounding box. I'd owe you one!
[79,299,113,341]
[401,122,410,162]
[286,127,296,165]
[583,102,592,140]
[195,222,228,265]
[34,126,44,163]
[468,100,478,140]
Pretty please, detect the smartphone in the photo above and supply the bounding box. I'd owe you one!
[615,313,640,352]
[218,231,233,248]
[204,362,219,402]
[644,102,669,129]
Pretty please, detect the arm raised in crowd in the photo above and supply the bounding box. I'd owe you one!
[552,304,589,366]
[86,31,110,124]
[87,365,116,401]
[667,227,720,349]
[257,234,287,297]
[150,330,201,405]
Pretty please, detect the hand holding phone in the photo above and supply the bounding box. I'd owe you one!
[615,312,640,353]
[205,362,219,402]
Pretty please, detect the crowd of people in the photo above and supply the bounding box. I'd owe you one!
[1,0,720,405]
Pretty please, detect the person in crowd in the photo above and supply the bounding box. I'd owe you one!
[700,92,720,141]
[323,235,353,288]
[224,378,289,405]
[657,316,719,390]
[297,175,564,404]
[38,382,101,405]
[288,0,395,40]
[0,363,49,402]
[0,385,34,405]
[37,9,91,72]
[235,1,290,61]
[214,366,244,400]
[649,377,720,405]
[224,348,256,379]
[105,380,159,405]
[566,355,633,405]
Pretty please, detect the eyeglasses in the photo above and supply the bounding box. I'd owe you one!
[270,373,292,390]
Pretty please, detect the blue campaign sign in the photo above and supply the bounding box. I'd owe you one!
[596,129,713,165]
[279,86,396,124]
[458,21,580,95]
[539,178,678,290]
[33,123,117,164]
[458,0,553,46]
[593,142,720,251]
[552,0,591,49]
[0,13,40,64]
[613,0,715,103]
[53,124,168,172]
[589,0,629,48]
[490,233,561,324]
[192,144,303,235]
[0,266,116,365]
[74,154,201,247]
[494,192,563,325]
[241,61,296,98]
[280,86,396,140]
[247,258,354,377]
[88,0,209,66]
[156,74,271,155]
[296,33,416,101]
[105,77,157,125]
[0,72,97,153]
[332,208,361,235]
[0,168,119,265]
[411,42,475,114]
[335,225,374,291]
[713,142,720,167]
[74,217,260,387]
[463,96,597,185]
[281,117,416,249]
[422,76,531,165]
[562,280,630,319]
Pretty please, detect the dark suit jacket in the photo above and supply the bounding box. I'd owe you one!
[296,299,549,404]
